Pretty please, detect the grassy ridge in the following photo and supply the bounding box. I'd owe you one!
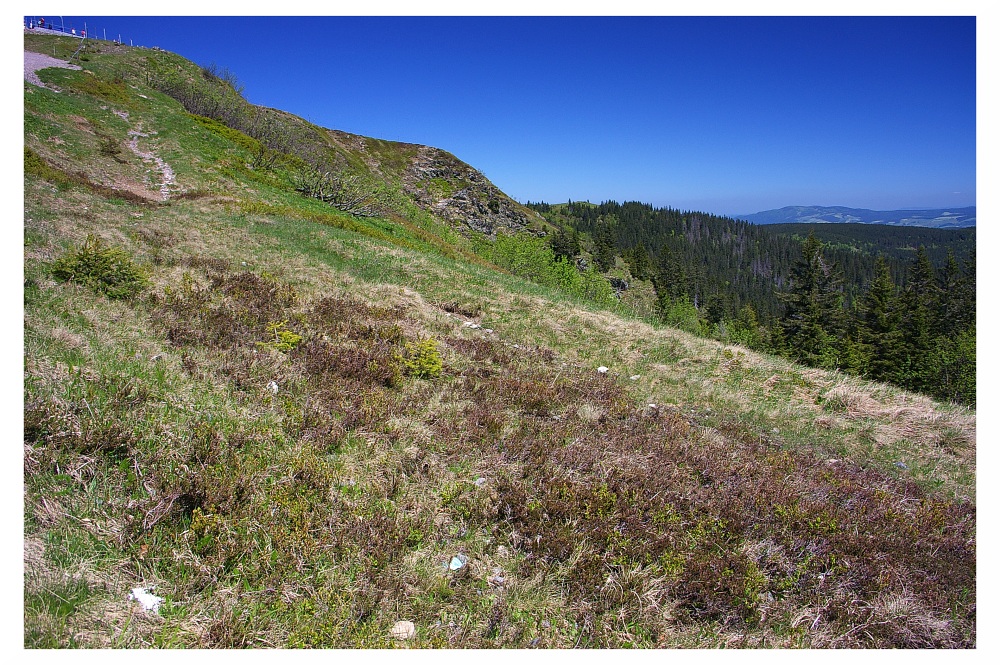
[23,32,975,648]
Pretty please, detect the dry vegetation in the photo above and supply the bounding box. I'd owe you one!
[23,240,977,647]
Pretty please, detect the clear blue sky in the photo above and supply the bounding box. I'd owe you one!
[25,14,977,217]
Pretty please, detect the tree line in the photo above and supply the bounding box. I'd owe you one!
[529,201,976,406]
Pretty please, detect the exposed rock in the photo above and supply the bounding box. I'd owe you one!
[608,277,629,292]
[402,146,532,237]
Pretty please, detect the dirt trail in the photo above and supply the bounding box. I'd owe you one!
[126,121,176,202]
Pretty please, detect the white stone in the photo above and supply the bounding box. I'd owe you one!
[597,366,609,374]
[391,620,416,640]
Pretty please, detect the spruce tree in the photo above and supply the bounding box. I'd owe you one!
[593,219,616,272]
[898,246,938,392]
[626,244,653,281]
[654,246,688,302]
[550,227,579,263]
[855,255,904,382]
[777,231,846,368]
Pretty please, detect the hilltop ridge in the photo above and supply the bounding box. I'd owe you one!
[737,205,976,228]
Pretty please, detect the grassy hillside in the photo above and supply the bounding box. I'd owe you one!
[23,32,975,648]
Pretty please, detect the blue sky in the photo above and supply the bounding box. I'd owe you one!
[22,13,977,217]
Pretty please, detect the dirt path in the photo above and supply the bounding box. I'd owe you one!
[126,121,176,202]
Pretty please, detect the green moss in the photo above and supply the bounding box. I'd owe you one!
[24,147,73,188]
[257,319,303,352]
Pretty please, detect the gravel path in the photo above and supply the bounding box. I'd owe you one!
[24,50,81,88]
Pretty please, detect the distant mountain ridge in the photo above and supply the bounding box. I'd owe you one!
[737,205,976,228]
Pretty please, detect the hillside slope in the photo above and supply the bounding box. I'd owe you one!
[23,33,975,649]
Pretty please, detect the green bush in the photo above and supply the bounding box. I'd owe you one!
[257,319,303,353]
[51,235,148,300]
[658,295,706,335]
[485,232,615,306]
[400,338,442,379]
[67,74,131,105]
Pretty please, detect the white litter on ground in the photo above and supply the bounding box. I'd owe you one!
[597,366,609,374]
[267,380,279,394]
[128,587,164,612]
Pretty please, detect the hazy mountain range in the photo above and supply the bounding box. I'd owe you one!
[736,205,976,228]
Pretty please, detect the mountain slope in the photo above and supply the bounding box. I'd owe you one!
[23,32,975,649]
[738,205,976,228]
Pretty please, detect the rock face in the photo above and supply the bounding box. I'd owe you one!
[402,146,533,237]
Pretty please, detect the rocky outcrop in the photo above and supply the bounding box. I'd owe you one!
[402,146,533,237]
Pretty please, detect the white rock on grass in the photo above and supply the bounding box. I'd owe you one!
[128,587,164,613]
[391,620,416,640]
[597,366,609,374]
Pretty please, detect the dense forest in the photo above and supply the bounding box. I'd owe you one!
[526,201,976,405]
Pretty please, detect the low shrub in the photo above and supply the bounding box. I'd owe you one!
[257,319,303,352]
[51,235,148,299]
[400,338,443,379]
